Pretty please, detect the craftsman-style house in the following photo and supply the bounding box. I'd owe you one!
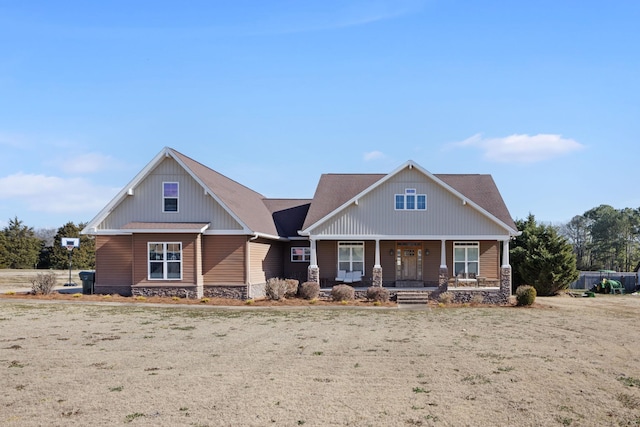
[82,147,518,302]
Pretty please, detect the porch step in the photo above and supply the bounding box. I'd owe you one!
[396,291,431,305]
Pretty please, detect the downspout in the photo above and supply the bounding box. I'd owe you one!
[246,234,260,298]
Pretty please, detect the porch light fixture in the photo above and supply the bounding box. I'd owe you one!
[389,249,394,256]
[425,249,430,256]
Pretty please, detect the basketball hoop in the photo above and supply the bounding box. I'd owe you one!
[66,244,75,251]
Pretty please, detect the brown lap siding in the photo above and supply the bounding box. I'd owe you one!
[95,235,133,287]
[132,233,198,286]
[202,235,246,284]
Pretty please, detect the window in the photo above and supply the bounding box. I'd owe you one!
[149,242,182,280]
[453,242,479,278]
[291,247,311,262]
[338,241,364,273]
[395,188,426,211]
[163,182,179,213]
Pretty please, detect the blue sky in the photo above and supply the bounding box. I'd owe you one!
[1,0,639,230]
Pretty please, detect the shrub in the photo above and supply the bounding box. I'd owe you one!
[438,291,453,304]
[266,278,289,300]
[285,279,299,298]
[299,282,320,300]
[366,286,389,303]
[30,272,57,295]
[331,284,355,302]
[515,285,536,306]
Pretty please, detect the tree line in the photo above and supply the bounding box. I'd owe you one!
[0,217,95,270]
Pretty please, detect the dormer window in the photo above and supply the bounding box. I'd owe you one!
[163,182,179,213]
[395,188,426,211]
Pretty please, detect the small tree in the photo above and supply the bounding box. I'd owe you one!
[0,217,41,269]
[511,214,579,296]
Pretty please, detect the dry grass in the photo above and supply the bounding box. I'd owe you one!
[0,269,82,292]
[1,295,640,426]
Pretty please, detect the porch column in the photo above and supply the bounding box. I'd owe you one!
[372,239,383,287]
[308,238,319,284]
[500,240,512,299]
[438,239,448,292]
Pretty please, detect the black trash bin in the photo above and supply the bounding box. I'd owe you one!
[79,271,95,295]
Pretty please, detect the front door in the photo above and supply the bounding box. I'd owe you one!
[396,242,422,281]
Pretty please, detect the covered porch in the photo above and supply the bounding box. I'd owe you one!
[307,237,512,298]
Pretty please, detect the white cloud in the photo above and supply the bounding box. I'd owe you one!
[452,133,584,163]
[363,150,385,161]
[58,152,124,174]
[0,173,118,214]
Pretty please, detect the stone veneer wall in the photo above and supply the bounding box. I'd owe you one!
[372,267,383,287]
[94,285,132,297]
[132,286,200,299]
[203,286,247,300]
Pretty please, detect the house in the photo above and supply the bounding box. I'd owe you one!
[82,147,519,303]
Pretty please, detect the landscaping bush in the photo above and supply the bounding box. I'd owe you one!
[30,272,57,295]
[366,286,389,303]
[299,282,320,300]
[285,279,299,298]
[438,291,453,304]
[515,285,536,306]
[265,278,289,300]
[331,284,355,302]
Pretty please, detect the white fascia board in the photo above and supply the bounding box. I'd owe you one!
[82,147,173,234]
[169,149,253,233]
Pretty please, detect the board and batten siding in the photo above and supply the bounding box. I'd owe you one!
[308,168,507,237]
[202,235,246,284]
[249,239,283,284]
[97,157,243,231]
[95,235,133,288]
[132,233,199,286]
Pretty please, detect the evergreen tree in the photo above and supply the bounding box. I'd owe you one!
[511,214,579,296]
[0,217,42,269]
[50,222,95,270]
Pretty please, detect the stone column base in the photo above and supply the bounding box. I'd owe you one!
[438,267,449,292]
[372,266,383,287]
[308,265,319,284]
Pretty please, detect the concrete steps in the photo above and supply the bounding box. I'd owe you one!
[396,291,431,305]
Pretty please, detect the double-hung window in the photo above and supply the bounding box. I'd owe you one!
[163,182,179,213]
[291,247,311,262]
[453,242,479,278]
[149,242,182,280]
[338,241,364,273]
[395,188,427,211]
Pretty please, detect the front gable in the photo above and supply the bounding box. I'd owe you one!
[84,150,245,233]
[303,162,516,238]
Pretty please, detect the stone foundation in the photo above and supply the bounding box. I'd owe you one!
[132,286,199,299]
[249,283,266,299]
[203,286,247,300]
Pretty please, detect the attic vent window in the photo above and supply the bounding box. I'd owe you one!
[163,182,179,213]
[395,188,426,211]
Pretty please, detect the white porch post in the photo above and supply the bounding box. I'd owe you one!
[439,239,448,291]
[373,239,383,287]
[440,239,447,269]
[502,240,510,267]
[310,238,318,266]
